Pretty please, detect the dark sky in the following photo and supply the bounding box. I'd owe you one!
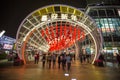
[0,0,87,38]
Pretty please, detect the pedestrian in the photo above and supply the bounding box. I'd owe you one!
[79,53,83,64]
[42,54,46,68]
[98,53,105,66]
[13,53,20,66]
[58,54,61,69]
[73,54,76,61]
[47,53,52,69]
[99,53,105,61]
[116,53,120,68]
[36,53,39,64]
[83,54,86,63]
[61,54,66,70]
[34,53,37,64]
[66,54,72,71]
[86,53,90,63]
[52,53,56,68]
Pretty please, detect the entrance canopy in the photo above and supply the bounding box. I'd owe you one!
[16,4,102,64]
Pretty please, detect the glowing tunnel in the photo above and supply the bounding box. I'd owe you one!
[40,23,85,51]
[16,4,102,64]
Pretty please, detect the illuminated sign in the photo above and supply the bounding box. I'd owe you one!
[41,14,77,21]
[0,35,16,50]
[0,35,16,43]
[3,44,13,50]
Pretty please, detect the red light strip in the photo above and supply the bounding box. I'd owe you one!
[43,22,85,52]
[50,26,55,39]
[56,22,58,38]
[60,22,62,40]
[41,30,44,37]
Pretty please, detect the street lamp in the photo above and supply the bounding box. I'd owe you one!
[0,30,5,37]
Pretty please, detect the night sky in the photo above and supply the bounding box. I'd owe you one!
[0,0,87,38]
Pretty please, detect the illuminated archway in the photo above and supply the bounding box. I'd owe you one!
[16,4,102,64]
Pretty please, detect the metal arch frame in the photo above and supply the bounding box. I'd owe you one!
[19,19,101,64]
[16,4,103,64]
[16,4,95,41]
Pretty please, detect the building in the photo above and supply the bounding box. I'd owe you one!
[85,0,120,62]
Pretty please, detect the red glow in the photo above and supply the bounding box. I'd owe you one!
[50,26,55,39]
[41,24,85,52]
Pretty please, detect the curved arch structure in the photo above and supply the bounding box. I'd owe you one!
[16,4,103,64]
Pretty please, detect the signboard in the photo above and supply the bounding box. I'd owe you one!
[0,35,16,50]
[3,44,13,50]
[41,13,77,21]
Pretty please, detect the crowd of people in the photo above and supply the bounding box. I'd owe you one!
[79,53,92,64]
[31,51,120,70]
[34,52,74,71]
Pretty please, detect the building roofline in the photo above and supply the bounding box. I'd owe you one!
[85,5,120,14]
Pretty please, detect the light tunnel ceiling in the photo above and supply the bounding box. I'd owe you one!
[16,4,101,52]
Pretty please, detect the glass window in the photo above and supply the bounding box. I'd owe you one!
[88,9,98,17]
[98,10,106,17]
[106,9,115,17]
[108,18,116,34]
[103,18,111,36]
[113,18,120,36]
[99,18,107,36]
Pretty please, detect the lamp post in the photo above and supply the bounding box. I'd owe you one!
[0,30,5,37]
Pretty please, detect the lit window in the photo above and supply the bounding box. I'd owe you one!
[118,9,120,16]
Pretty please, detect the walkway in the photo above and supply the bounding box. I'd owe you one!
[0,60,120,80]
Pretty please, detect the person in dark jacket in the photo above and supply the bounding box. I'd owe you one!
[98,53,105,67]
[58,55,61,69]
[116,53,120,68]
[42,54,46,68]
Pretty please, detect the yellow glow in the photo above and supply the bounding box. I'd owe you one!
[68,7,74,14]
[40,8,47,15]
[47,6,54,13]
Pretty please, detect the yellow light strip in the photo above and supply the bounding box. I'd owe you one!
[52,6,55,13]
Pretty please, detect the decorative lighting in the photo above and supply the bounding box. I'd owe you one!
[41,24,85,52]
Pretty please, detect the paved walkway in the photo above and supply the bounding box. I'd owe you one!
[0,60,120,80]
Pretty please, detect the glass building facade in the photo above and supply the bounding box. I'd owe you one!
[85,5,120,62]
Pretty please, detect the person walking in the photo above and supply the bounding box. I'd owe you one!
[47,53,52,69]
[42,54,46,68]
[13,53,20,66]
[79,53,83,64]
[36,53,39,64]
[58,54,61,69]
[98,53,105,66]
[34,53,37,64]
[116,53,120,68]
[66,54,72,71]
[61,54,66,70]
[52,53,56,68]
